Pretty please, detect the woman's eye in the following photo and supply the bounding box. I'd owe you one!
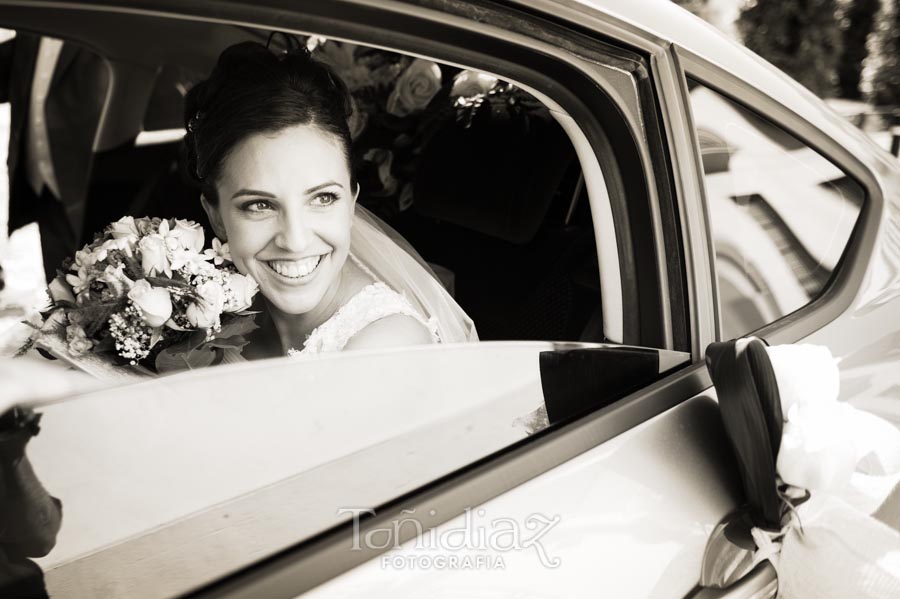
[242,200,273,213]
[311,192,339,207]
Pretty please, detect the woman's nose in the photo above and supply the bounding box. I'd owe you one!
[274,212,314,252]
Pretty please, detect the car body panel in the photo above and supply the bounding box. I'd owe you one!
[304,394,739,599]
[1,1,899,598]
[26,341,688,597]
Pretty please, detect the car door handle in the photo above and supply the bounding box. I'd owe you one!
[682,562,777,599]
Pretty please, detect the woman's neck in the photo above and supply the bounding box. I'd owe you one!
[265,260,370,353]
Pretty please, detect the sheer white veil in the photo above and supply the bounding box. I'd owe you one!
[350,204,478,343]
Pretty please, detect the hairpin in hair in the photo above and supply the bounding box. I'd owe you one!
[266,31,308,56]
[187,110,204,133]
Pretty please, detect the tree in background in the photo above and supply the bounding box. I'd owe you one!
[671,0,709,18]
[738,0,844,98]
[867,0,900,106]
[837,0,879,99]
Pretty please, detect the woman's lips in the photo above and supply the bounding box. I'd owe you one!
[266,255,323,280]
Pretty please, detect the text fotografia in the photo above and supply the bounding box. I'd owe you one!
[337,507,562,569]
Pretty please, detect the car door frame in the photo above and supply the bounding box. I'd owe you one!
[170,1,726,596]
[0,0,734,596]
[671,45,884,346]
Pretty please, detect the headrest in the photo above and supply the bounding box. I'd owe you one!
[413,107,575,244]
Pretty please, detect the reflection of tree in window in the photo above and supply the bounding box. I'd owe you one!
[688,79,865,336]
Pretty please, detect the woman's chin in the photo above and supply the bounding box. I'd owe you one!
[263,292,324,317]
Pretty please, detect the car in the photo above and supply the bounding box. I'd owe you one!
[1,0,899,597]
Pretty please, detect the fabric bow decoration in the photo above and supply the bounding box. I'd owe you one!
[702,338,900,599]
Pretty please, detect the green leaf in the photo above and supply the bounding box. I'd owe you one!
[155,347,190,373]
[217,314,259,339]
[185,345,218,369]
[78,299,128,337]
[94,334,116,352]
[124,255,143,279]
[204,334,251,351]
[145,276,193,290]
[53,299,77,310]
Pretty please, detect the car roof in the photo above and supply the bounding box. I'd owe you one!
[563,0,896,175]
[2,0,893,174]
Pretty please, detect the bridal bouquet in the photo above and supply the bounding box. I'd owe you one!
[23,216,259,375]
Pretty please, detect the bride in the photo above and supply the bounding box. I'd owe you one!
[180,39,476,359]
[3,39,476,378]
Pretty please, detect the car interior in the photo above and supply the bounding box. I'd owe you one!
[5,19,611,346]
[0,4,709,597]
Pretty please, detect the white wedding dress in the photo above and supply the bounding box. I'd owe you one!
[291,278,440,356]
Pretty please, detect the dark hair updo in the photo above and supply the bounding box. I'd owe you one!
[182,40,355,204]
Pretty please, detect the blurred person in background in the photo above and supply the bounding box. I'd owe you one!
[0,31,108,281]
[0,405,61,599]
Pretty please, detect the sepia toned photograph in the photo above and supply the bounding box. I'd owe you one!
[1,0,900,597]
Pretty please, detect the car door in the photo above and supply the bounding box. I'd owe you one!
[199,2,887,598]
[0,1,822,598]
[152,1,746,597]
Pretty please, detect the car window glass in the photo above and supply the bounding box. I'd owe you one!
[24,342,688,597]
[0,16,688,598]
[137,34,605,345]
[687,80,864,339]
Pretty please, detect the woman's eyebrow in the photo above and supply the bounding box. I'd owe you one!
[231,189,277,200]
[304,181,343,194]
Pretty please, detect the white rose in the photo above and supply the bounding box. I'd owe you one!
[128,279,173,327]
[363,148,398,195]
[65,324,94,355]
[186,281,225,329]
[99,263,135,297]
[386,59,442,117]
[451,70,498,97]
[347,95,368,140]
[138,234,171,277]
[108,216,140,241]
[49,277,76,304]
[169,219,206,253]
[224,273,259,313]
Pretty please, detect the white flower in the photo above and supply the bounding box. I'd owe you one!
[65,267,92,296]
[169,248,213,275]
[99,236,136,258]
[66,247,99,292]
[224,273,258,313]
[108,216,141,241]
[363,148,398,195]
[386,59,442,117]
[451,70,498,97]
[186,281,225,329]
[48,277,76,304]
[204,238,231,266]
[74,247,96,268]
[347,95,368,140]
[127,279,173,327]
[169,219,205,253]
[98,263,135,297]
[138,234,171,277]
[65,324,94,355]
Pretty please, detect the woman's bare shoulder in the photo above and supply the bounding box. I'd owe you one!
[342,313,435,351]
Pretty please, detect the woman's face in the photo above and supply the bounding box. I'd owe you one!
[205,124,356,316]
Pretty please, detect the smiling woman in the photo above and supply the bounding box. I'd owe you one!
[178,40,477,359]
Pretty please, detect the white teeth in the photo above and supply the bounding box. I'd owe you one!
[268,255,321,278]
